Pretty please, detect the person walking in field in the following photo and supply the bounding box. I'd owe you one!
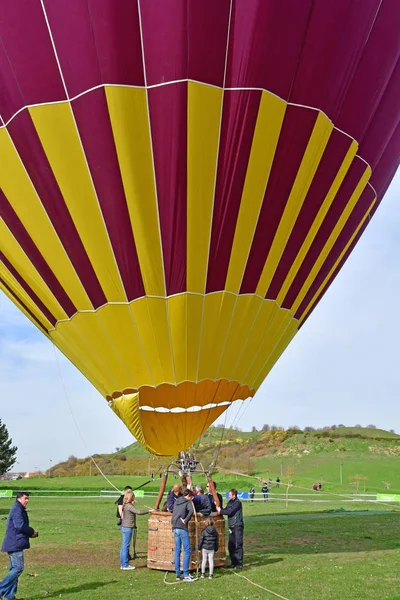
[0,491,39,600]
[249,486,255,502]
[198,517,219,579]
[120,491,149,570]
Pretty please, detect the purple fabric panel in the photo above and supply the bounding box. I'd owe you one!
[0,40,25,123]
[72,89,145,301]
[188,0,230,87]
[370,121,400,202]
[357,61,400,170]
[294,186,375,320]
[335,0,400,142]
[148,83,187,295]
[281,157,369,310]
[87,0,144,86]
[0,275,53,333]
[43,0,102,98]
[8,111,106,309]
[289,0,381,119]
[0,0,65,116]
[298,221,368,328]
[0,192,76,317]
[267,130,354,299]
[225,0,312,97]
[140,0,187,86]
[0,250,57,328]
[240,105,319,294]
[206,90,262,294]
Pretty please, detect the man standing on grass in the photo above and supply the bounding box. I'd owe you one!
[171,488,195,582]
[0,491,39,600]
[217,488,244,569]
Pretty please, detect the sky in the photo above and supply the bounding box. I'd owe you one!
[1,171,399,472]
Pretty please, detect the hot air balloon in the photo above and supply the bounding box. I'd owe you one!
[1,0,399,456]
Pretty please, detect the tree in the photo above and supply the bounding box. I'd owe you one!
[0,420,17,475]
[262,424,270,432]
[251,426,258,432]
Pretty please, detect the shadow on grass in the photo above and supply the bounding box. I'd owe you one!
[244,555,284,568]
[31,580,118,599]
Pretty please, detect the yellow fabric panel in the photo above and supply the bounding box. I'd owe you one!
[231,300,278,382]
[49,327,108,398]
[186,294,204,382]
[216,295,262,380]
[198,292,237,381]
[130,298,175,387]
[105,86,165,297]
[138,403,229,455]
[291,164,372,314]
[65,311,133,390]
[109,393,150,451]
[167,294,188,383]
[53,317,121,394]
[252,319,298,390]
[0,221,67,322]
[256,112,333,297]
[244,310,294,387]
[28,103,126,302]
[299,198,376,324]
[0,128,92,311]
[276,140,359,304]
[95,304,154,388]
[225,92,286,293]
[187,82,223,293]
[0,277,52,334]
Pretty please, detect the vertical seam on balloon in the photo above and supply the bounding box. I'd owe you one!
[136,0,167,298]
[136,0,170,409]
[0,128,93,311]
[39,0,129,306]
[136,1,177,400]
[195,0,234,392]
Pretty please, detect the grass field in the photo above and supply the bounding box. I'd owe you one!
[0,486,399,600]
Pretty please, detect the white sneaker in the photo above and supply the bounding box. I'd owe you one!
[184,574,195,582]
[120,565,136,570]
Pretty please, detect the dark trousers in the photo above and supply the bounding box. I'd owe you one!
[228,526,244,567]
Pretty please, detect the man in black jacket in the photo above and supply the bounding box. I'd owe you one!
[216,488,244,569]
[171,488,195,582]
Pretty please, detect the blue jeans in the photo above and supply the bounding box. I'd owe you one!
[173,528,191,577]
[0,550,24,600]
[120,527,133,567]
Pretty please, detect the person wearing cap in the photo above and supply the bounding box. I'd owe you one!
[171,488,195,582]
[216,488,244,569]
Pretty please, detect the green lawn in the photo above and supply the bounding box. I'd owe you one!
[0,492,399,599]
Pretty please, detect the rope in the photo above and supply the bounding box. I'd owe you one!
[51,344,121,493]
[234,572,291,600]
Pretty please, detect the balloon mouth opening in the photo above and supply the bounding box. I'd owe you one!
[105,380,255,409]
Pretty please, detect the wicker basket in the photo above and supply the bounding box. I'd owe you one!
[147,511,226,571]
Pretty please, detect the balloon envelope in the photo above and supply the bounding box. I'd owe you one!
[1,0,399,455]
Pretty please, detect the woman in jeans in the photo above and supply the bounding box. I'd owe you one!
[120,491,149,570]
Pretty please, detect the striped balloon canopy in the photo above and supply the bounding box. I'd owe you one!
[1,1,399,455]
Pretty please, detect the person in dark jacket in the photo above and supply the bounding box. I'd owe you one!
[261,483,269,501]
[198,518,219,579]
[193,485,212,516]
[0,491,38,600]
[172,488,195,582]
[206,481,223,512]
[217,488,244,569]
[249,486,255,502]
[165,484,183,512]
